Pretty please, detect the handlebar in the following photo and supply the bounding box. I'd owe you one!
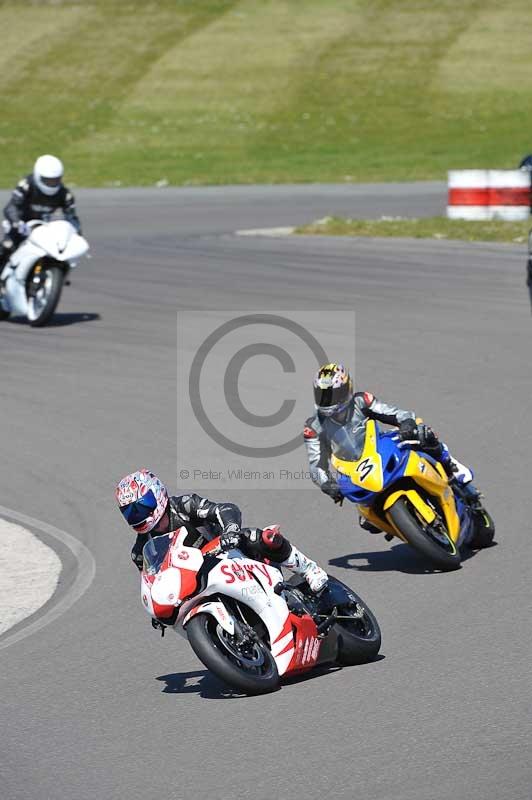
[397,437,421,448]
[274,580,292,595]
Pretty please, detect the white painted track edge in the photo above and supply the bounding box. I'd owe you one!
[0,504,96,650]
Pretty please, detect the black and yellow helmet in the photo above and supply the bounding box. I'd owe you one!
[313,363,353,417]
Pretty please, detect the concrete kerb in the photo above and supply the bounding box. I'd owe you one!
[0,504,96,650]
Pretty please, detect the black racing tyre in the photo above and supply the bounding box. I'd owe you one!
[333,588,381,666]
[187,612,280,695]
[469,508,495,549]
[388,496,462,571]
[0,305,10,320]
[28,265,64,327]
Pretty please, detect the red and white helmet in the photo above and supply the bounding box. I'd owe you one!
[116,469,168,534]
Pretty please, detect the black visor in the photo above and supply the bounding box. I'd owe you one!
[42,176,61,187]
[314,380,351,409]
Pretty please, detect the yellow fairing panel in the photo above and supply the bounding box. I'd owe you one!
[402,451,461,543]
[383,489,436,522]
[331,420,384,493]
[358,504,400,539]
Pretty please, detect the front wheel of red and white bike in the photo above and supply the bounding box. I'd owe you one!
[187,612,280,695]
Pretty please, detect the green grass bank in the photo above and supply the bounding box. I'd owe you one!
[1,0,531,187]
[296,217,531,244]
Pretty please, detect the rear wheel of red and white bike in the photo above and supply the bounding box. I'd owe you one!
[187,612,280,695]
[333,589,381,666]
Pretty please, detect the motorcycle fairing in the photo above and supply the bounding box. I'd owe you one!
[383,450,461,544]
[1,220,89,317]
[182,555,298,675]
[141,529,296,675]
[284,614,322,673]
[332,420,384,493]
[332,421,463,545]
[27,220,87,263]
[183,601,235,636]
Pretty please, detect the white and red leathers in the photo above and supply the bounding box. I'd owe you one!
[131,494,328,593]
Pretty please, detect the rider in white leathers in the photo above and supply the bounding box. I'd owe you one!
[116,469,329,595]
[0,155,81,272]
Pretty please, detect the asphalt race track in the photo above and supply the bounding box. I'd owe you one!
[1,184,530,800]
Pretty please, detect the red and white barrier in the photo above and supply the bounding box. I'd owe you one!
[447,170,531,221]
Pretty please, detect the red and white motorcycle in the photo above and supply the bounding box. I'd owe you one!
[0,219,89,326]
[141,528,381,695]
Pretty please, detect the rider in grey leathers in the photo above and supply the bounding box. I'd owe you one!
[304,363,474,529]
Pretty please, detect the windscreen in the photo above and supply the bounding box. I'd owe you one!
[143,534,172,575]
[330,423,367,462]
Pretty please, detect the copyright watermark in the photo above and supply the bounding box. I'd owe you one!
[177,310,356,491]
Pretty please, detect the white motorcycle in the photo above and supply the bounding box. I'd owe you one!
[141,527,381,695]
[0,219,89,327]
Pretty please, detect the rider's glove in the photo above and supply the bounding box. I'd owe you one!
[417,424,440,451]
[16,221,29,237]
[131,547,144,571]
[321,480,344,505]
[219,523,242,551]
[399,419,419,442]
[399,420,441,453]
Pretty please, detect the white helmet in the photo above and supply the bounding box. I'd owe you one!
[33,154,64,196]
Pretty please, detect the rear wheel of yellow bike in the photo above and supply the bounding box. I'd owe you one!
[469,508,495,549]
[388,497,462,571]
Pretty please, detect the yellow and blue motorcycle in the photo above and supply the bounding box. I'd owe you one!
[331,420,494,571]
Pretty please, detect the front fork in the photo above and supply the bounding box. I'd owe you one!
[27,262,70,296]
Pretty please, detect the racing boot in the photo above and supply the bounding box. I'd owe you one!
[359,514,381,534]
[439,443,474,485]
[280,545,328,593]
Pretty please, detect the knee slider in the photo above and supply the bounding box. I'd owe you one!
[261,524,283,549]
[261,525,291,562]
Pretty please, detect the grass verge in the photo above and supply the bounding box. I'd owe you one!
[1,0,532,186]
[295,216,531,244]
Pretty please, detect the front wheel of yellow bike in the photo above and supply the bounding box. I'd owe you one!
[388,497,462,572]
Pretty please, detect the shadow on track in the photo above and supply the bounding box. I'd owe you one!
[157,658,385,699]
[329,542,492,574]
[282,657,384,689]
[157,669,247,699]
[7,312,101,327]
